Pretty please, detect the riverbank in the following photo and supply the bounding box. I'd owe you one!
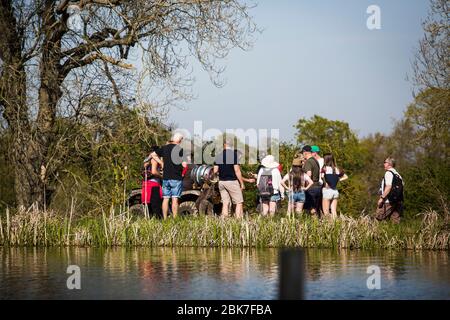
[1,207,448,249]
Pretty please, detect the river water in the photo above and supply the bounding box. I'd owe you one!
[0,247,449,299]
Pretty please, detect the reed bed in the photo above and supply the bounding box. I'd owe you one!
[0,206,449,250]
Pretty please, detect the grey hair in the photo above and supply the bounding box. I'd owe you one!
[171,132,184,143]
[385,157,396,167]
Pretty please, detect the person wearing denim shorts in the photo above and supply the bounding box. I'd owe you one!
[151,133,187,219]
[281,156,313,215]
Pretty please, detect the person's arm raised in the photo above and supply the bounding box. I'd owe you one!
[150,151,164,168]
[151,159,162,178]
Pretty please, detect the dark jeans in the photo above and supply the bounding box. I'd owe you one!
[305,187,322,215]
[146,186,163,218]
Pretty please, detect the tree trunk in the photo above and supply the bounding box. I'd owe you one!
[12,142,45,209]
[0,58,44,208]
[31,1,65,209]
[0,0,54,209]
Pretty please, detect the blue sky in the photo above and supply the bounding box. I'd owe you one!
[165,0,430,143]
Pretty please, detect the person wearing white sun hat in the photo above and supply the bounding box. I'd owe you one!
[256,155,283,216]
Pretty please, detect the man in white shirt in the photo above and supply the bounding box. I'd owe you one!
[376,157,404,223]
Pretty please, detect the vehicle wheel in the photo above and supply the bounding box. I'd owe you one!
[129,204,145,217]
[198,199,214,215]
[178,201,199,216]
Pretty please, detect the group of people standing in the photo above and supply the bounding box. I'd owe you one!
[247,144,348,218]
[283,145,348,218]
[141,133,403,223]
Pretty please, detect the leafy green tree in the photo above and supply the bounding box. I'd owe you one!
[390,88,450,217]
[294,115,372,216]
[295,115,365,172]
[404,88,450,159]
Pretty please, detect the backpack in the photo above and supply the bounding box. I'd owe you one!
[258,168,274,199]
[384,170,404,203]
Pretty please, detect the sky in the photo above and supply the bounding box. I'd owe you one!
[163,0,430,144]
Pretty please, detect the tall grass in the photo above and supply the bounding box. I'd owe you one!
[0,206,449,250]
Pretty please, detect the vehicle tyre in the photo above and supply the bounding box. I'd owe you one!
[129,203,145,217]
[198,199,214,215]
[178,201,199,216]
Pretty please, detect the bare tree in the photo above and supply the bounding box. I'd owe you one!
[0,0,257,208]
[412,0,449,90]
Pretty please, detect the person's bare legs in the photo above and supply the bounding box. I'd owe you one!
[171,197,179,218]
[262,202,269,216]
[287,202,294,216]
[290,203,296,216]
[322,198,330,218]
[269,201,277,216]
[162,198,170,220]
[222,201,230,218]
[295,202,304,214]
[235,203,244,219]
[330,199,338,218]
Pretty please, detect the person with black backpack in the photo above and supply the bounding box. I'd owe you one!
[256,155,283,216]
[376,157,404,223]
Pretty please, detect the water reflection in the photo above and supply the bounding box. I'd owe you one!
[303,249,450,299]
[0,247,449,299]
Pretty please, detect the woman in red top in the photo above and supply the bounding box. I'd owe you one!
[142,146,163,218]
